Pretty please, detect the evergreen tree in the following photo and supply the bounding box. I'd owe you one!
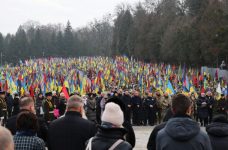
[64,21,74,57]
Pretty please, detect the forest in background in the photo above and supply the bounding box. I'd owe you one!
[0,0,228,67]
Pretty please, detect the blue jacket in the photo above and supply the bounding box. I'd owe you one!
[156,116,212,150]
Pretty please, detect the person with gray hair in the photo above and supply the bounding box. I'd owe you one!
[0,126,14,150]
[48,95,97,150]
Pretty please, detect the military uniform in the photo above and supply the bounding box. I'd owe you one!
[144,96,157,125]
[132,96,142,125]
[156,94,163,124]
[160,96,171,122]
[0,96,7,126]
[42,92,55,123]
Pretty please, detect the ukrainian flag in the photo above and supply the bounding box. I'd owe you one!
[166,80,175,95]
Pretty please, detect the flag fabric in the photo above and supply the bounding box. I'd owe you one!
[216,83,222,94]
[62,85,69,100]
[166,80,175,95]
[0,56,227,98]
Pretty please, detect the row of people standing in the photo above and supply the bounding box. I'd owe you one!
[0,91,20,126]
[193,92,228,126]
[107,90,171,126]
[4,94,135,150]
[2,88,228,128]
[35,91,67,124]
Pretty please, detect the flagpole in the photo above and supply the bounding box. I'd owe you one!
[1,51,2,66]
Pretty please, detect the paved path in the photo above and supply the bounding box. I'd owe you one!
[133,126,153,150]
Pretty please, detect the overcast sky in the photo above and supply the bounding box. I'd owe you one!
[0,0,142,35]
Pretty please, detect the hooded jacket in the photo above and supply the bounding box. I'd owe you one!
[206,122,228,150]
[156,115,212,150]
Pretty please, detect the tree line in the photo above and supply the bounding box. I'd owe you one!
[0,0,228,67]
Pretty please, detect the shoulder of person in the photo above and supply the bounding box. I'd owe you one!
[117,140,132,149]
[32,137,46,148]
[197,130,210,140]
[156,128,167,143]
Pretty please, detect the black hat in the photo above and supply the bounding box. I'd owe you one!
[0,91,5,95]
[45,92,52,97]
[221,94,225,96]
[106,97,126,113]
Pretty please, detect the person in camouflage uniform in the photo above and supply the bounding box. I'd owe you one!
[0,91,7,126]
[160,92,171,122]
[156,92,163,124]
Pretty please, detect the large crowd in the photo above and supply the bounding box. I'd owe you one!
[0,56,227,150]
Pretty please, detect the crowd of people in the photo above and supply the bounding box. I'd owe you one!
[0,87,227,149]
[0,56,227,150]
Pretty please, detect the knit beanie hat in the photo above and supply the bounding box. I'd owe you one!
[101,102,124,127]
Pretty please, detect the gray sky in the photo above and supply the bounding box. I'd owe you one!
[0,0,141,35]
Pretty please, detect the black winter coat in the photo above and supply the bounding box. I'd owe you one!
[95,96,102,124]
[88,126,132,150]
[206,122,228,150]
[86,98,97,122]
[217,98,227,115]
[12,98,20,116]
[5,93,13,110]
[123,121,135,148]
[131,96,142,108]
[196,97,209,119]
[122,95,132,109]
[48,111,97,150]
[57,98,66,116]
[147,122,167,150]
[106,97,136,148]
[144,97,157,112]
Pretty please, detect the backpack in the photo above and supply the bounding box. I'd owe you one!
[85,137,123,150]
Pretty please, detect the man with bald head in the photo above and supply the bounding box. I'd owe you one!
[48,95,96,150]
[6,97,48,143]
[0,126,14,150]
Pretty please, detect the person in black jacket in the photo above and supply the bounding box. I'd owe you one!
[206,91,215,124]
[12,93,20,116]
[156,94,212,150]
[35,93,44,116]
[144,93,157,126]
[147,107,173,150]
[86,93,97,123]
[48,95,97,150]
[95,92,102,124]
[122,90,132,124]
[5,97,48,144]
[86,102,132,150]
[217,94,227,116]
[5,90,13,118]
[132,91,142,126]
[206,114,228,150]
[57,93,66,116]
[106,96,136,148]
[196,93,209,126]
